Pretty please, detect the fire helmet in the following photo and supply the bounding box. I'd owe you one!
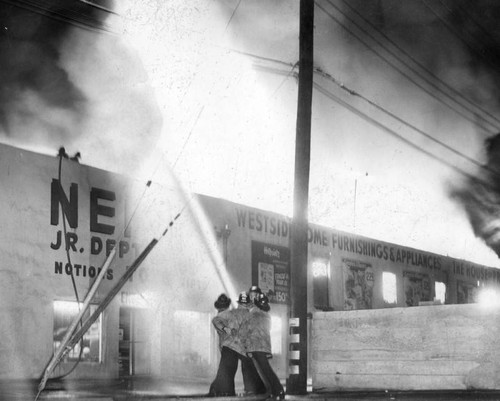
[237,291,251,305]
[248,285,262,294]
[254,293,270,312]
[214,293,231,310]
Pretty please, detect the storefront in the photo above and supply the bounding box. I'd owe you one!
[0,143,498,382]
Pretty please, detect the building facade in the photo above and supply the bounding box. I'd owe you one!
[0,143,498,382]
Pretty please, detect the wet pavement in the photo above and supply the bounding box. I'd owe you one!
[3,377,500,401]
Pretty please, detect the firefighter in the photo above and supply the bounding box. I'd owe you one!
[248,285,263,303]
[209,293,232,396]
[209,292,266,396]
[242,293,285,401]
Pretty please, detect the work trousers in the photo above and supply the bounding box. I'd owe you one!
[209,346,266,396]
[249,351,284,397]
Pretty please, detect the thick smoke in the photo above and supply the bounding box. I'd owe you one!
[311,0,500,260]
[0,0,162,174]
[0,1,110,141]
[334,0,500,107]
[450,134,500,257]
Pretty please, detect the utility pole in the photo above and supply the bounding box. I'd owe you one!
[287,0,314,395]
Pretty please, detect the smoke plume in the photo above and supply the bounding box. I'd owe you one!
[450,133,500,257]
[0,0,162,174]
[0,1,109,140]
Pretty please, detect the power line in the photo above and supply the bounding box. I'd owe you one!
[226,47,296,68]
[421,0,500,72]
[255,62,496,185]
[0,0,117,35]
[312,81,487,184]
[270,61,299,99]
[449,0,500,48]
[172,106,205,170]
[337,0,500,130]
[313,67,489,172]
[224,0,242,33]
[316,0,498,135]
[77,0,119,16]
[246,51,494,177]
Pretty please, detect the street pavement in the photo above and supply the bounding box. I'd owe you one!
[3,377,500,401]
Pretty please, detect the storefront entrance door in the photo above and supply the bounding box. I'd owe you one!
[119,307,151,377]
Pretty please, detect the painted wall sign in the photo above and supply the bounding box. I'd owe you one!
[251,241,290,304]
[49,179,135,280]
[452,260,500,283]
[236,207,443,270]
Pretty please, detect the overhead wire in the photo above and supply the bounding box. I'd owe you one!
[337,0,500,130]
[269,61,299,99]
[226,47,296,68]
[242,50,495,178]
[313,67,491,174]
[77,0,119,16]
[421,0,500,71]
[311,81,500,190]
[172,106,205,171]
[0,0,117,35]
[48,154,85,382]
[254,61,498,186]
[316,0,498,135]
[128,0,243,194]
[449,0,500,48]
[224,0,242,33]
[57,155,80,305]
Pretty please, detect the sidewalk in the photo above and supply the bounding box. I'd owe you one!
[4,377,500,401]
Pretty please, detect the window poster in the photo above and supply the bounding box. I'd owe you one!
[251,241,290,304]
[343,258,374,310]
[403,271,431,306]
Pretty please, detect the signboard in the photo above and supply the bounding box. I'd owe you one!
[251,241,290,304]
[49,176,137,287]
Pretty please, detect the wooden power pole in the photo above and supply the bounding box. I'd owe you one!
[287,0,314,395]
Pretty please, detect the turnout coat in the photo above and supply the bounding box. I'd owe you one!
[212,307,249,356]
[240,306,272,357]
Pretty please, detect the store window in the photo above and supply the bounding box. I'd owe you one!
[434,281,446,304]
[53,300,102,363]
[312,260,330,310]
[382,272,397,305]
